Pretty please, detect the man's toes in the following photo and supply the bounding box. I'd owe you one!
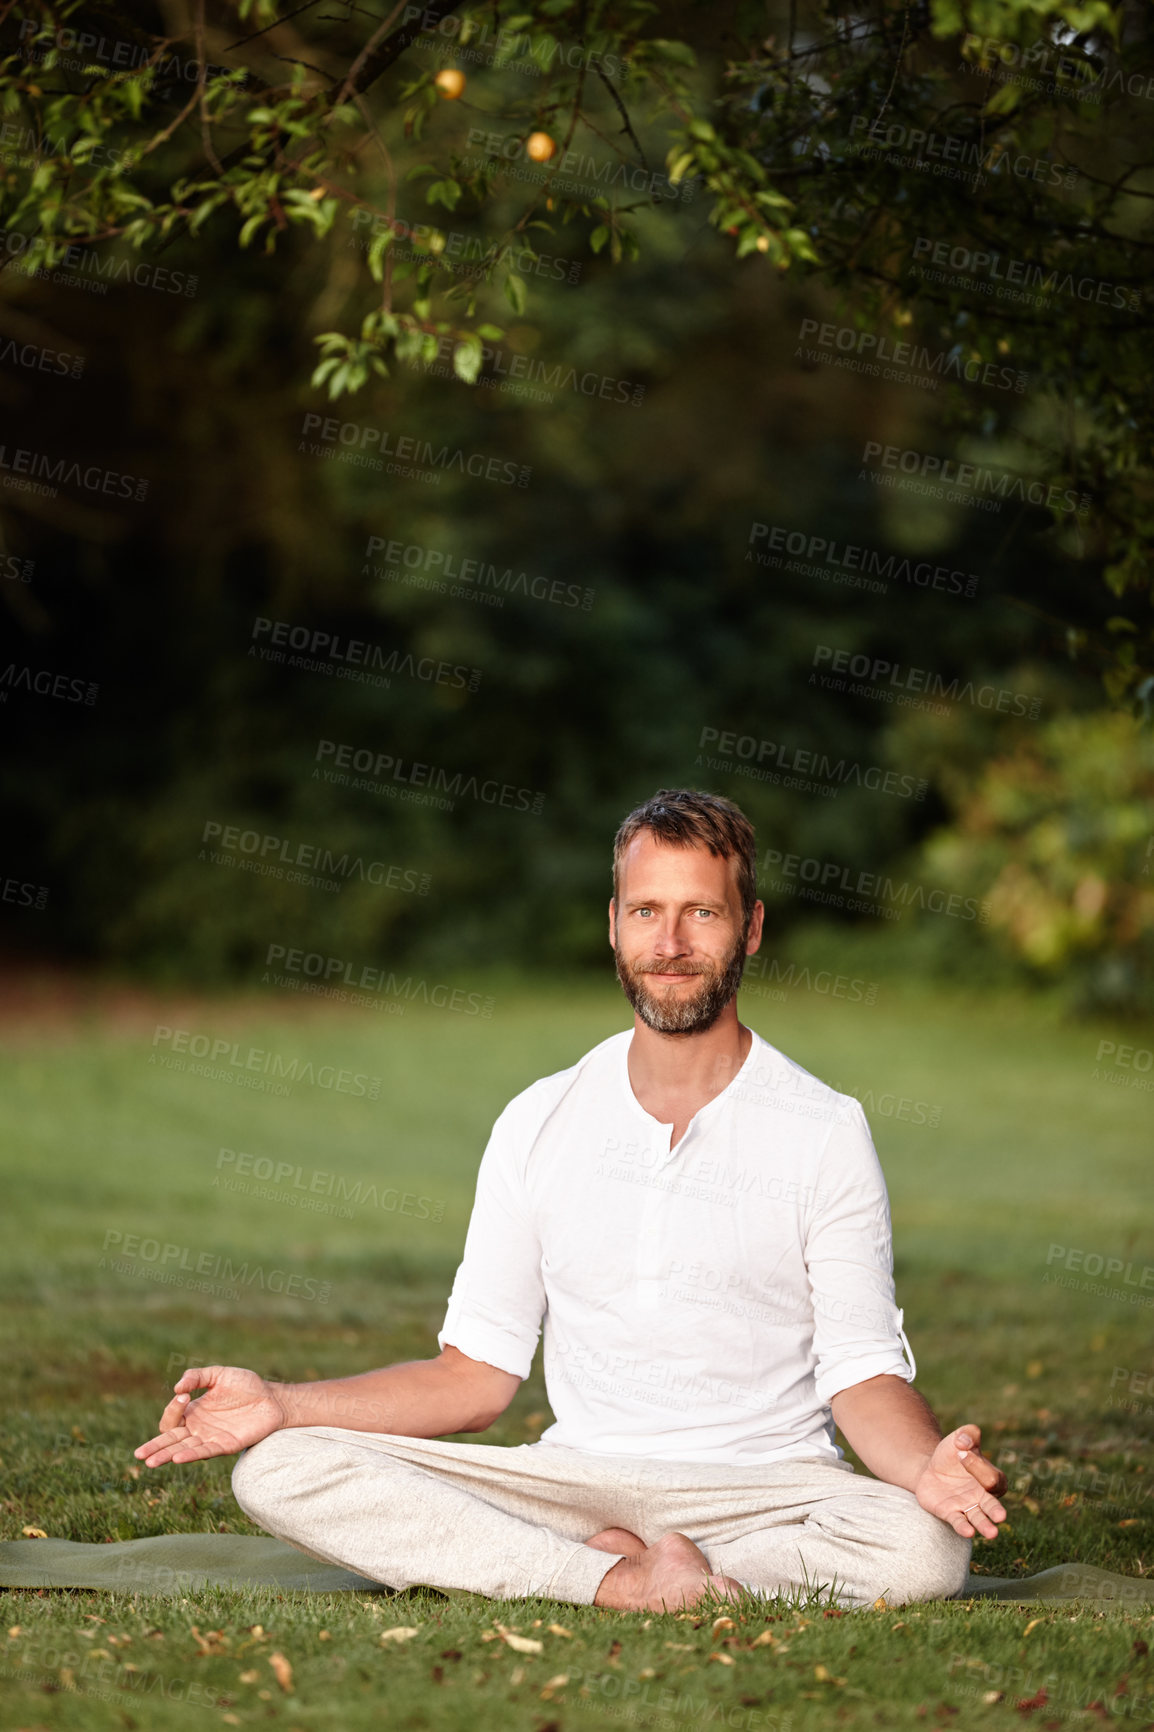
[586,1526,646,1554]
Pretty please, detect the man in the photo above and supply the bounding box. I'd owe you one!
[137,789,1006,1612]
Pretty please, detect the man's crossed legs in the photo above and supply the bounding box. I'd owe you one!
[231,1427,971,1610]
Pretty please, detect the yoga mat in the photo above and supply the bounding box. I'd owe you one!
[1,1538,1151,1604]
[0,1535,391,1594]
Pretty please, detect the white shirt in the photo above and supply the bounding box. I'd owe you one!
[438,1029,915,1465]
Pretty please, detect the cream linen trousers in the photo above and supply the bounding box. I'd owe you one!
[231,1428,970,1609]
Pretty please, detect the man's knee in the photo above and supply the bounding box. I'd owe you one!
[231,1429,309,1528]
[883,1501,971,1605]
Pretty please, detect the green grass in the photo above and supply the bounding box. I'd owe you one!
[1,974,1152,1730]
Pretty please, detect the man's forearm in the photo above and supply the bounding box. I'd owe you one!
[830,1373,942,1491]
[273,1356,508,1438]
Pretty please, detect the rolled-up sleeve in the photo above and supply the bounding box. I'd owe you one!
[437,1102,546,1381]
[805,1102,915,1405]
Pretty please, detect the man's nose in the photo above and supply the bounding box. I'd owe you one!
[651,921,692,954]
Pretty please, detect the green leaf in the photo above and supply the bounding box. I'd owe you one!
[589,225,610,254]
[504,273,527,314]
[453,337,483,384]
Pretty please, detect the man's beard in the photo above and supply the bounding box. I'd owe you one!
[614,929,749,1036]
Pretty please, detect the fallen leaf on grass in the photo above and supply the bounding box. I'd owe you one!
[546,1624,573,1638]
[540,1672,569,1700]
[712,1617,737,1635]
[239,1670,260,1685]
[983,1691,1004,1705]
[510,1665,526,1685]
[1022,1618,1044,1637]
[708,1652,735,1666]
[814,1664,847,1685]
[1117,1519,1142,1528]
[664,1642,694,1651]
[748,1631,776,1648]
[502,1633,544,1655]
[268,1650,294,1692]
[379,1627,420,1646]
[21,1528,47,1539]
[7,1627,21,1638]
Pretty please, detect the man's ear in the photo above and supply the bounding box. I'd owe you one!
[608,898,617,949]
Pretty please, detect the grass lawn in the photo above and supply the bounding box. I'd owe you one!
[1,971,1151,1730]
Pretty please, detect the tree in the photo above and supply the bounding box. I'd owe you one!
[4,0,1151,699]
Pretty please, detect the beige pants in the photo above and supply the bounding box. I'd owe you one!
[232,1427,970,1609]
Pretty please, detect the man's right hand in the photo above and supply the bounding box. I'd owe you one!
[135,1366,287,1466]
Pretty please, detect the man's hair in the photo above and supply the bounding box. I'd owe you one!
[612,789,758,928]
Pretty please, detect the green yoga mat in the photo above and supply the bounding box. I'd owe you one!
[0,1535,390,1594]
[0,1538,1150,1604]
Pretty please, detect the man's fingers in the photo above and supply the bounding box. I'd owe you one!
[174,1367,219,1394]
[962,1450,1007,1495]
[135,1427,187,1459]
[157,1393,192,1431]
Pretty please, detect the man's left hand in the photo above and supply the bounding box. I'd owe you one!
[913,1424,1007,1539]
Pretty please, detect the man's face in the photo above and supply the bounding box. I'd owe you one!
[609,834,763,1036]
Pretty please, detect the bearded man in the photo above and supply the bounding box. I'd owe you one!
[136,788,1005,1611]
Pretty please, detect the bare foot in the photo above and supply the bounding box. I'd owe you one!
[586,1526,646,1554]
[592,1530,744,1613]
